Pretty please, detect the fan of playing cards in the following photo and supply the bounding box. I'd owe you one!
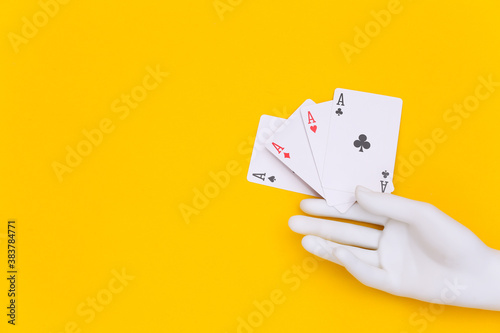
[247,88,403,213]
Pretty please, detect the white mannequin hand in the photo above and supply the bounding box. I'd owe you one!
[289,186,500,310]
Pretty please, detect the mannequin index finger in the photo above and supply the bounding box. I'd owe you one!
[355,186,447,227]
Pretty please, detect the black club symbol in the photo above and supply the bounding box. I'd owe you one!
[335,108,343,116]
[353,134,370,152]
[382,170,389,178]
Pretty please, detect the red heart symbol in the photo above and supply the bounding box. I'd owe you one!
[310,125,317,133]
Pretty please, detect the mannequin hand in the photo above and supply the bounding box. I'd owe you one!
[289,186,500,310]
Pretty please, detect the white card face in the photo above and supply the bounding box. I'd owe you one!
[301,100,355,212]
[332,200,356,213]
[300,101,334,179]
[322,88,402,195]
[322,189,355,213]
[247,115,319,197]
[265,99,325,197]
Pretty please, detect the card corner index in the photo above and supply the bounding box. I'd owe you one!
[246,170,260,184]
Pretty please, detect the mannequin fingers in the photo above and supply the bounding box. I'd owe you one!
[300,199,388,226]
[355,186,447,227]
[301,235,380,267]
[289,215,381,249]
[334,247,389,291]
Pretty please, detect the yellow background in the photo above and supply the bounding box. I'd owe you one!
[1,0,500,332]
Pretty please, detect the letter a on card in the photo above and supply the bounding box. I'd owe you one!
[265,99,325,197]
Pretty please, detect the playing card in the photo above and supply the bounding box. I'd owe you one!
[247,115,319,197]
[300,100,357,211]
[322,89,402,205]
[300,101,333,178]
[265,99,325,197]
[323,190,356,211]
